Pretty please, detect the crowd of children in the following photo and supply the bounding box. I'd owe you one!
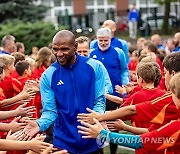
[0,20,180,154]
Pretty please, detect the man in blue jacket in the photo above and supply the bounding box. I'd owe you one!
[0,35,16,54]
[128,4,139,39]
[90,20,129,64]
[90,27,129,154]
[24,30,106,153]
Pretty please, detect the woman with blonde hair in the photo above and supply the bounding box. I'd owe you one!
[33,47,52,79]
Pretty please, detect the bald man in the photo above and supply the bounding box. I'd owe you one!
[90,20,129,64]
[173,32,180,52]
[151,34,165,50]
[24,30,107,153]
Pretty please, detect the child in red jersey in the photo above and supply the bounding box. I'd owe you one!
[0,62,36,139]
[32,47,52,80]
[15,61,39,118]
[25,57,35,73]
[11,52,26,79]
[118,62,165,129]
[16,61,32,87]
[128,50,139,81]
[78,73,180,154]
[0,55,23,99]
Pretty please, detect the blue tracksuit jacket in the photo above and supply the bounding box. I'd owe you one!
[89,46,129,96]
[37,55,106,153]
[90,37,129,64]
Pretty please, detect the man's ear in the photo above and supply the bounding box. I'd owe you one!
[111,26,116,33]
[74,42,78,51]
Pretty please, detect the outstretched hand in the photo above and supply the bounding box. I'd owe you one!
[77,118,103,138]
[6,129,25,141]
[23,120,40,140]
[16,103,36,117]
[77,108,100,124]
[115,85,126,95]
[28,135,52,154]
[8,116,26,132]
[106,119,126,131]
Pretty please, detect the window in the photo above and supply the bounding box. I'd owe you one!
[129,0,136,4]
[54,0,61,6]
[64,0,71,6]
[98,9,104,13]
[97,0,104,5]
[87,9,94,13]
[87,0,94,6]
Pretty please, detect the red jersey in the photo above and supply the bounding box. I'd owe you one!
[121,88,165,128]
[30,65,46,117]
[11,70,19,78]
[0,87,5,102]
[156,56,164,75]
[17,76,29,88]
[159,76,166,91]
[135,91,180,125]
[0,76,22,99]
[122,88,165,107]
[31,65,46,79]
[128,59,138,71]
[123,85,141,101]
[138,119,180,153]
[17,76,41,118]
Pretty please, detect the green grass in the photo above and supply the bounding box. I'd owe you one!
[104,145,135,154]
[103,121,135,154]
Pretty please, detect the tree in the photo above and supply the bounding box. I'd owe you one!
[154,0,178,34]
[0,0,49,23]
[0,21,68,54]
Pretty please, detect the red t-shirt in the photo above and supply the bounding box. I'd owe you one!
[135,91,180,125]
[17,76,41,118]
[128,59,138,71]
[138,119,180,153]
[0,87,5,102]
[121,88,165,128]
[122,88,165,107]
[16,76,28,89]
[0,76,23,99]
[156,56,164,75]
[11,70,19,78]
[31,65,46,79]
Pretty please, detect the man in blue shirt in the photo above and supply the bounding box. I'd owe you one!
[90,20,129,64]
[151,34,165,50]
[128,4,139,39]
[24,30,107,153]
[0,35,16,54]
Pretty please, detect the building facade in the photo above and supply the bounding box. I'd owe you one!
[39,0,128,31]
[39,0,179,32]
